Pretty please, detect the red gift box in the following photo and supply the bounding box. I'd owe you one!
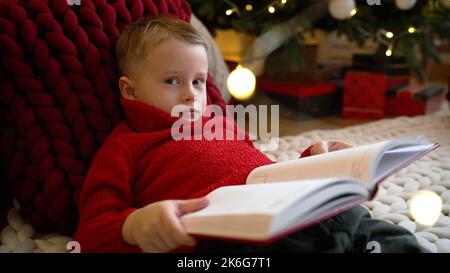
[385,84,445,116]
[342,71,411,119]
[342,72,389,119]
[256,77,339,117]
[257,77,336,97]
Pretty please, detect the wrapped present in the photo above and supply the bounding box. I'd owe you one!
[256,77,339,117]
[385,84,445,116]
[342,72,388,119]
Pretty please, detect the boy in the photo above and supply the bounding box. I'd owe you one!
[74,15,425,253]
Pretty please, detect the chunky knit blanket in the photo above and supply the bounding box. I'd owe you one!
[0,0,232,234]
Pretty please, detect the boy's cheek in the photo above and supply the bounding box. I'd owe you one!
[200,95,207,112]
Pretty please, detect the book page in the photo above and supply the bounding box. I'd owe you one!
[374,143,437,184]
[247,141,391,186]
[184,179,336,217]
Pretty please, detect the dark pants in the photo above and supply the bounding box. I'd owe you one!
[195,206,427,253]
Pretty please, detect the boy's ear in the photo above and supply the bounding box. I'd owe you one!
[119,76,137,100]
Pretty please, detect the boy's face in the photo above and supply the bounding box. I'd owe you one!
[119,38,208,120]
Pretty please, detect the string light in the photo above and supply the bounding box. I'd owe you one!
[356,26,426,58]
[409,190,443,226]
[385,45,393,56]
[350,8,357,17]
[227,65,256,100]
[223,0,288,19]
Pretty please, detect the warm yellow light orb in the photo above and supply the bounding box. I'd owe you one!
[386,31,394,38]
[245,4,253,11]
[350,8,357,17]
[408,27,416,33]
[268,6,275,13]
[225,9,233,16]
[409,190,443,226]
[227,66,256,100]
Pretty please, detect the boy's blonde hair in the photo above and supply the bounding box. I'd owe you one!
[116,15,207,76]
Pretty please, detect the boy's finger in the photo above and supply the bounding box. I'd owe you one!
[165,211,197,247]
[177,197,209,215]
[176,232,197,247]
[157,229,177,251]
[142,235,166,253]
[310,141,328,155]
[328,141,353,151]
[160,212,190,249]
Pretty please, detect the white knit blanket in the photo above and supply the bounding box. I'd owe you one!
[1,108,450,253]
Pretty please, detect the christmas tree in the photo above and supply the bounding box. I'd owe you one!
[189,0,450,80]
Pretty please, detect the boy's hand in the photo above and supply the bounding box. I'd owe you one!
[310,140,353,156]
[122,197,209,253]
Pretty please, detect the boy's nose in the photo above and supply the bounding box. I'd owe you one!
[182,87,195,103]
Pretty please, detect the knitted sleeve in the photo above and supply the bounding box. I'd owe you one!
[300,145,313,158]
[73,134,141,253]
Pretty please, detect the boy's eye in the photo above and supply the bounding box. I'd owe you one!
[193,79,206,86]
[165,78,179,85]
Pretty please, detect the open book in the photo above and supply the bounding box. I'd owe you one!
[182,138,439,243]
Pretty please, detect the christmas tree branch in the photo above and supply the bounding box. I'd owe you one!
[241,0,329,76]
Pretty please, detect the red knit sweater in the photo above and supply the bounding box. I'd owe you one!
[73,98,283,252]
